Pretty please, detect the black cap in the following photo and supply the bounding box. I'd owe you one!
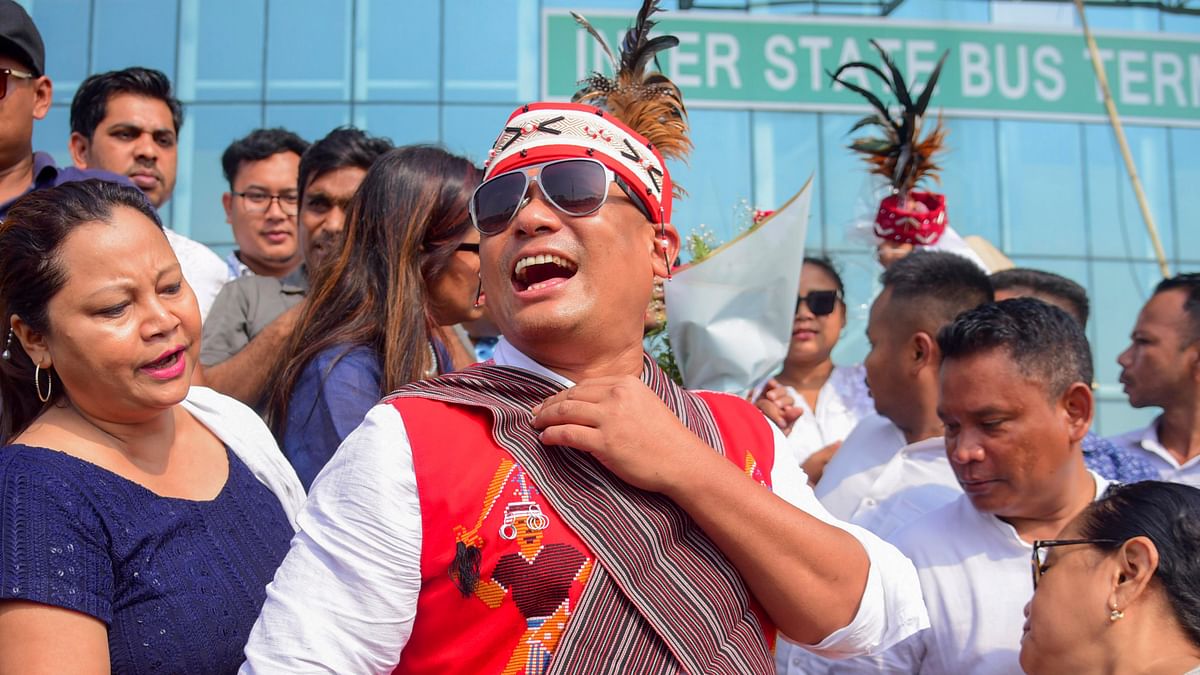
[0,0,45,77]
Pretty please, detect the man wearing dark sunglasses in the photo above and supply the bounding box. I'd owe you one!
[0,1,128,220]
[244,101,925,674]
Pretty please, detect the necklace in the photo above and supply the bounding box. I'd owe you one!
[423,341,439,379]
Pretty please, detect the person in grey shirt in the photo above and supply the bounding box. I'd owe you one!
[200,128,392,406]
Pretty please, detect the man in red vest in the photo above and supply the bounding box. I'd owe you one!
[242,6,925,674]
[241,103,927,674]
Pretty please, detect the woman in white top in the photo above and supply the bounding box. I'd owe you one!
[755,257,874,484]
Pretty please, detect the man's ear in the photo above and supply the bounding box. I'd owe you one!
[68,131,91,169]
[1061,381,1094,443]
[10,314,50,369]
[32,75,52,120]
[222,192,234,224]
[911,331,938,375]
[651,221,681,279]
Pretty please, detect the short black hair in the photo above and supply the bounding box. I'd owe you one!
[298,127,393,201]
[938,297,1093,399]
[70,67,184,138]
[880,250,993,331]
[1154,273,1200,343]
[991,267,1090,327]
[1080,481,1200,649]
[221,128,310,188]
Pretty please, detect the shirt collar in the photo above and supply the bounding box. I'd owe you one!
[900,436,946,456]
[491,337,575,388]
[30,151,62,185]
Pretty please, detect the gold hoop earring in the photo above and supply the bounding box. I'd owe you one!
[34,363,52,403]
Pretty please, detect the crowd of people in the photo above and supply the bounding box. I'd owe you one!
[1,1,1199,673]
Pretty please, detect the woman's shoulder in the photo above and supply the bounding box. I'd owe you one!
[308,344,381,374]
[0,444,110,534]
[828,364,875,411]
[0,443,98,490]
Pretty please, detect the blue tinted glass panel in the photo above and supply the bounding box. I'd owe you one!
[357,0,437,102]
[939,118,1000,246]
[889,0,988,21]
[998,120,1086,257]
[822,112,883,252]
[28,0,90,100]
[1162,13,1200,33]
[1085,124,1173,261]
[1170,128,1200,265]
[1083,7,1159,31]
[752,110,823,252]
[442,0,537,103]
[440,104,517,165]
[1089,259,1161,434]
[172,104,262,248]
[352,104,439,147]
[30,105,72,165]
[669,109,753,248]
[91,0,178,82]
[177,0,265,102]
[828,251,878,367]
[264,104,351,142]
[266,0,351,101]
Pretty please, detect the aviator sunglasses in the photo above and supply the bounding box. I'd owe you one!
[796,290,841,317]
[470,158,651,236]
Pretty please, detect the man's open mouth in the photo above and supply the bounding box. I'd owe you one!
[513,254,578,292]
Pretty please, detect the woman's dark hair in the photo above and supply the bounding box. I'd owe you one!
[1080,481,1200,647]
[0,180,162,443]
[268,145,481,435]
[803,255,845,298]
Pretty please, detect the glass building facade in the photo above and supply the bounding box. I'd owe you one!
[19,0,1200,433]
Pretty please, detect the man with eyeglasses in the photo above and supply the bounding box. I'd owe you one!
[67,66,229,322]
[220,128,310,280]
[200,127,391,407]
[0,1,127,217]
[825,298,1112,674]
[243,97,926,669]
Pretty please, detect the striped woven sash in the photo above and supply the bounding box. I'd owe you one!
[386,355,772,674]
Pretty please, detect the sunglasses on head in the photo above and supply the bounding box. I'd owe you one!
[796,290,841,317]
[470,158,651,236]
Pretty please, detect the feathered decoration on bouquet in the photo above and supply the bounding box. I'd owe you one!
[829,40,952,245]
[571,0,692,192]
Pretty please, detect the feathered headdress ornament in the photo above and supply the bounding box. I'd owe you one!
[829,40,951,245]
[480,0,690,225]
[571,0,692,187]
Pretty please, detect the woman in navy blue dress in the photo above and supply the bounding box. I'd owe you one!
[0,181,304,673]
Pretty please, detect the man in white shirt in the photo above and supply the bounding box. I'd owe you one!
[1108,273,1200,486]
[816,251,993,535]
[240,46,926,670]
[67,67,227,321]
[830,298,1111,675]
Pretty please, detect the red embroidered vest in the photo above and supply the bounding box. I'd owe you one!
[392,391,778,674]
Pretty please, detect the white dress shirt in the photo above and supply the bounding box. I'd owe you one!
[164,228,228,323]
[241,339,928,674]
[756,364,875,467]
[817,429,962,539]
[817,471,1111,675]
[1107,417,1200,487]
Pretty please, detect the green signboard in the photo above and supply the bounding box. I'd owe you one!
[542,10,1200,127]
